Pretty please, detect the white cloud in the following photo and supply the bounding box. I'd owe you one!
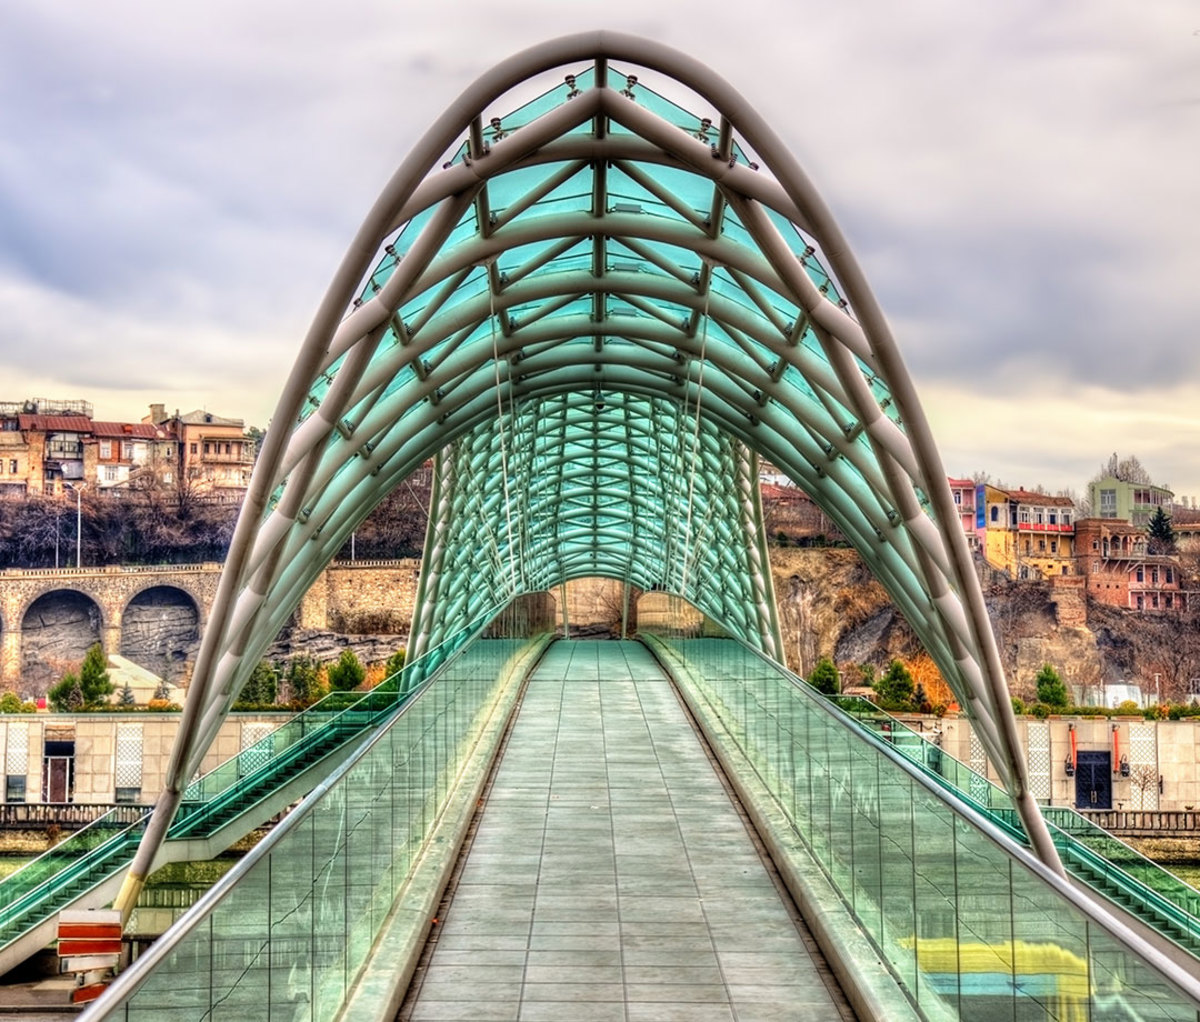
[0,0,1197,494]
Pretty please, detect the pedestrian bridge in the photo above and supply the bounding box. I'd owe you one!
[24,29,1200,1018]
[82,632,1200,1020]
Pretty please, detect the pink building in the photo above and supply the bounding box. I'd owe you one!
[947,477,977,550]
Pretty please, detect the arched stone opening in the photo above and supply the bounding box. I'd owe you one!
[120,586,201,678]
[21,590,104,692]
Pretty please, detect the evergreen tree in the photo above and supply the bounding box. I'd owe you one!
[1147,506,1176,554]
[77,644,113,707]
[238,660,279,706]
[1035,664,1069,709]
[875,659,915,712]
[285,655,324,706]
[152,678,172,702]
[383,647,406,682]
[66,676,85,711]
[913,682,931,714]
[118,682,136,707]
[327,649,366,692]
[807,656,840,695]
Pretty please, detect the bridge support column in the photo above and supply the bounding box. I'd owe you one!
[101,623,121,659]
[0,628,21,690]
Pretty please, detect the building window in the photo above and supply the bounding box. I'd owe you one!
[990,506,999,523]
[1151,568,1159,585]
[1062,512,1071,526]
[1038,539,1046,552]
[103,466,118,482]
[1100,489,1117,516]
[203,442,210,455]
[99,440,112,459]
[953,490,962,505]
[1050,540,1057,553]
[1166,594,1174,609]
[190,443,198,455]
[1135,594,1144,609]
[1019,509,1030,524]
[1048,511,1057,525]
[122,441,133,460]
[8,460,15,474]
[1136,567,1144,583]
[1166,568,1173,584]
[1035,509,1044,525]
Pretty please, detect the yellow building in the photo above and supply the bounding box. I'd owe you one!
[981,485,1076,580]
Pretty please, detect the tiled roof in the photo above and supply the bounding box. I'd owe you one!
[1004,488,1075,507]
[16,414,93,432]
[177,409,243,427]
[91,421,164,439]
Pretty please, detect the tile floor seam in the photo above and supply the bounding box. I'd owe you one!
[627,669,735,1017]
[598,650,632,1022]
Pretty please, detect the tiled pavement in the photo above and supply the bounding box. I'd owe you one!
[399,640,854,1021]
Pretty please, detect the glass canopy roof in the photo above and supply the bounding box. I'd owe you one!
[132,32,1062,885]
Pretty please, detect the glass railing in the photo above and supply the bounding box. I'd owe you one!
[88,634,548,1021]
[0,806,149,936]
[0,624,485,954]
[642,633,1200,1021]
[832,695,1200,950]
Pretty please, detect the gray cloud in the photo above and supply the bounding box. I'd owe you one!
[0,0,1197,495]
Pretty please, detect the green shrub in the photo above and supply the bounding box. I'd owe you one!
[0,692,35,714]
[807,657,840,695]
[327,649,366,692]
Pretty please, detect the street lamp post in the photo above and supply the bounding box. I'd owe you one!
[65,483,85,568]
[75,484,83,568]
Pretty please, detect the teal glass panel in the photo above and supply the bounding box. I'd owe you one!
[638,632,1200,1021]
[103,633,541,1020]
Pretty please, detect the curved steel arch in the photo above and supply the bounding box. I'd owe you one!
[117,30,1061,913]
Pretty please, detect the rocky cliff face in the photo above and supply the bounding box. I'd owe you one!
[769,548,1194,701]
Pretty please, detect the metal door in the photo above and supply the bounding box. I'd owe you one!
[1074,750,1112,809]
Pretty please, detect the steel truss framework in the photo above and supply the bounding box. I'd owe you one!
[118,30,1063,910]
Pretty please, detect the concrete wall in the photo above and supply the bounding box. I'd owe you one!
[905,713,1200,812]
[0,712,291,805]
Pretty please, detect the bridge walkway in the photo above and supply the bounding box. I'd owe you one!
[398,640,854,1021]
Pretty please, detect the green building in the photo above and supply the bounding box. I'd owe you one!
[1089,474,1173,527]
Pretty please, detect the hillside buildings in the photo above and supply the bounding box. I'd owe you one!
[977,485,1076,580]
[1089,474,1174,529]
[1073,518,1187,611]
[0,398,251,500]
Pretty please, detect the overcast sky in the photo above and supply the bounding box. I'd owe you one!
[1,1,1198,500]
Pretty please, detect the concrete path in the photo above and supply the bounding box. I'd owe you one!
[399,640,854,1022]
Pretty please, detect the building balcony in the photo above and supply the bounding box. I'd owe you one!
[197,450,254,465]
[46,442,83,458]
[1016,522,1073,533]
